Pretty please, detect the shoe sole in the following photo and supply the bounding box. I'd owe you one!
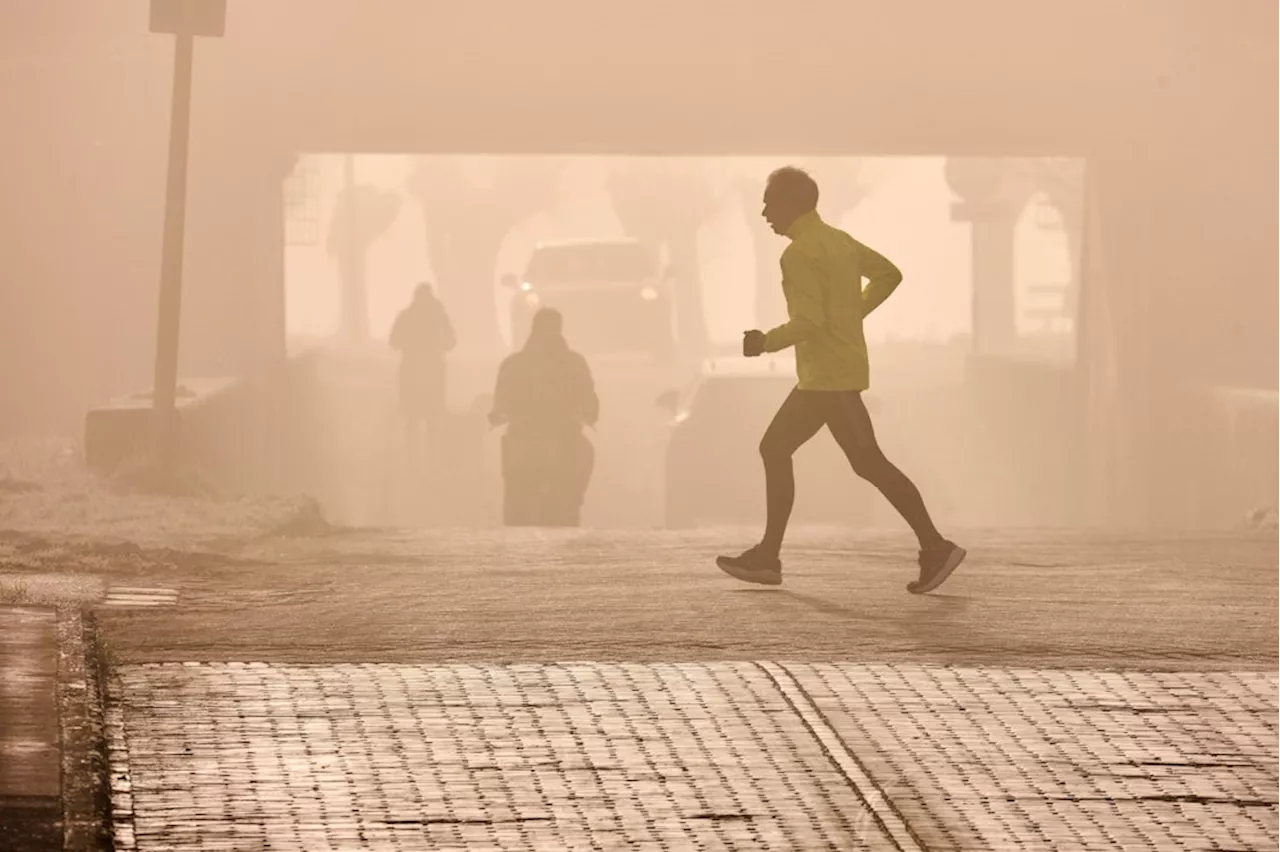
[716,557,783,586]
[908,546,967,594]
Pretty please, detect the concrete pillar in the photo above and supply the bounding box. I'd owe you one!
[1073,166,1125,526]
[248,149,295,375]
[180,141,297,493]
[1081,151,1184,528]
[943,158,1028,356]
[246,149,297,493]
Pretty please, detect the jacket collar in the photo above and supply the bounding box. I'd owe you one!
[786,209,823,239]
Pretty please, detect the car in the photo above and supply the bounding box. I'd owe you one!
[501,238,676,358]
[658,356,877,529]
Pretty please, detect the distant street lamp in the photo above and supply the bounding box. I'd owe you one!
[148,0,225,471]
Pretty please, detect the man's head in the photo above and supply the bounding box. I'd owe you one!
[413,282,435,303]
[762,166,819,236]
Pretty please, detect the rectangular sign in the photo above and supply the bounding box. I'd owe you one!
[149,0,227,37]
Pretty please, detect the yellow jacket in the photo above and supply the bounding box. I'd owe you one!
[763,210,902,391]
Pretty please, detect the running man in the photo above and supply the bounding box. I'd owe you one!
[716,166,966,593]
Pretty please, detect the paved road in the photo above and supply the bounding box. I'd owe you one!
[79,527,1277,669]
[4,526,1277,850]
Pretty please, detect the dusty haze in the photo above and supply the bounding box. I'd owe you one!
[1,0,1275,532]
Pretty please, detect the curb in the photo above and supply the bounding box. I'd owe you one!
[55,608,112,852]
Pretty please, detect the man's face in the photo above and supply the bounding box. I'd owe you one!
[761,184,801,236]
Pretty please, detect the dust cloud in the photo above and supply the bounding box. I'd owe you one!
[1,1,1274,533]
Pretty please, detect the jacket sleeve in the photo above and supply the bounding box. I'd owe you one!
[763,247,826,352]
[856,239,903,317]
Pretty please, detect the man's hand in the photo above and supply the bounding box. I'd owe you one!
[742,329,767,357]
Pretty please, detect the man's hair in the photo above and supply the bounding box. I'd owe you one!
[766,166,819,210]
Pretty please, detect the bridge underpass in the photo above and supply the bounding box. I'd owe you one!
[7,0,1274,527]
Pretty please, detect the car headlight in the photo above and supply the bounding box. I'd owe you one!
[520,281,534,292]
[639,286,658,302]
[672,410,690,424]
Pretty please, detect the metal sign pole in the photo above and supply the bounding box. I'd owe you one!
[147,0,225,472]
[151,30,195,468]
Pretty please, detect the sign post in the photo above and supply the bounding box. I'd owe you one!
[149,0,225,471]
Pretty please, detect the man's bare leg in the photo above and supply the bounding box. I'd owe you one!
[822,391,965,593]
[716,389,824,585]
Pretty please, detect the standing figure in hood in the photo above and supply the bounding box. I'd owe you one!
[489,308,599,526]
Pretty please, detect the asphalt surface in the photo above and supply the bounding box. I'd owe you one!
[74,526,1277,670]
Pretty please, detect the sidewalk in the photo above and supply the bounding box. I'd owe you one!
[105,660,1279,850]
[0,604,109,852]
[0,606,60,851]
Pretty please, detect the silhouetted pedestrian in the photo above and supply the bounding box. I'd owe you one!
[489,308,598,526]
[389,283,455,472]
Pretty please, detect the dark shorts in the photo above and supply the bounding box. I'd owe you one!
[762,388,883,462]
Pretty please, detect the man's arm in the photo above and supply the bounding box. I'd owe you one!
[762,248,825,352]
[857,240,903,317]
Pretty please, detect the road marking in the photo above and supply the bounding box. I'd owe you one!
[101,587,178,608]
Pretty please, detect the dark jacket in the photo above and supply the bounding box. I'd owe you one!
[490,335,598,435]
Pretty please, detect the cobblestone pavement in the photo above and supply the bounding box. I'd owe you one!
[106,662,1278,851]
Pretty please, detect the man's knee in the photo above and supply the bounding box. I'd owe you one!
[847,449,892,483]
[759,435,794,466]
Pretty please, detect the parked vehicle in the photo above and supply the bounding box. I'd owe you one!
[502,239,676,359]
[658,356,876,528]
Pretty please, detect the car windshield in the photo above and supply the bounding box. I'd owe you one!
[526,243,658,286]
